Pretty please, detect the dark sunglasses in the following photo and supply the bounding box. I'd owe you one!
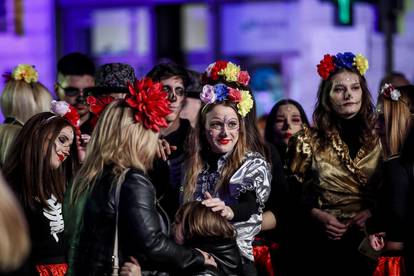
[57,83,94,97]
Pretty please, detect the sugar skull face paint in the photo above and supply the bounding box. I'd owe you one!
[329,71,362,119]
[273,104,303,146]
[50,126,74,169]
[205,105,239,154]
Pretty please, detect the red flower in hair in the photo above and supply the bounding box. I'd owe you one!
[228,87,242,103]
[317,54,335,80]
[210,60,228,81]
[51,100,81,137]
[125,77,171,132]
[87,95,115,116]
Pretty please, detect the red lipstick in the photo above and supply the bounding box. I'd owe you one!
[57,153,65,161]
[218,139,230,145]
[283,133,292,139]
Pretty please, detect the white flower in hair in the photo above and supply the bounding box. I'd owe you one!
[205,62,215,77]
[390,89,401,101]
[380,83,401,102]
[51,100,70,116]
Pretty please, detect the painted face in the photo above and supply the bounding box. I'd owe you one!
[161,76,185,123]
[57,75,95,116]
[50,126,74,169]
[274,104,303,145]
[329,71,363,119]
[205,105,240,154]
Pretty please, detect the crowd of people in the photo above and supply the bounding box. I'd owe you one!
[0,51,413,276]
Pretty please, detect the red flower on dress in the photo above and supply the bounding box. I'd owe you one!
[125,77,171,132]
[317,54,335,80]
[209,60,228,81]
[228,87,242,103]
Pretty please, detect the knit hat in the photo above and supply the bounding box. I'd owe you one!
[87,63,137,95]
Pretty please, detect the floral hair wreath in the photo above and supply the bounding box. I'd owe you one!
[317,52,369,80]
[380,83,401,102]
[50,100,81,138]
[3,64,39,84]
[125,77,171,132]
[204,60,251,86]
[200,83,253,117]
[201,61,253,117]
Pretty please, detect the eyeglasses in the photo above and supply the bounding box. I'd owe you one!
[57,83,94,97]
[207,121,239,131]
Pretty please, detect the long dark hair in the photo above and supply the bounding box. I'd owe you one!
[183,101,249,202]
[264,99,310,147]
[313,67,377,148]
[3,112,79,209]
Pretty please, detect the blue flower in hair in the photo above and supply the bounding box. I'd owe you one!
[334,52,355,70]
[215,84,229,101]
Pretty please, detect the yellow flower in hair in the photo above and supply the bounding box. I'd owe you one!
[12,64,39,83]
[353,54,369,75]
[218,62,240,82]
[237,90,253,117]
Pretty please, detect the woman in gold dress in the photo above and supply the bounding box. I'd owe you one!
[286,52,382,276]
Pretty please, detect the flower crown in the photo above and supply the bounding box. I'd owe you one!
[200,83,253,117]
[203,60,251,86]
[51,100,81,138]
[317,52,369,80]
[125,77,171,132]
[380,83,401,101]
[11,64,39,83]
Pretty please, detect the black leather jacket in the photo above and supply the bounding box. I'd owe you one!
[73,167,204,275]
[187,237,244,276]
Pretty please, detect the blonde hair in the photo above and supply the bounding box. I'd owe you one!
[0,172,30,272]
[183,101,248,202]
[0,124,21,166]
[378,85,414,158]
[1,80,52,124]
[71,100,159,203]
[176,201,236,241]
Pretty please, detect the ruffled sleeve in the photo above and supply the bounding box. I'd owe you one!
[228,152,272,212]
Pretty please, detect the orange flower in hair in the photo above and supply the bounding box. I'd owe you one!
[125,77,171,132]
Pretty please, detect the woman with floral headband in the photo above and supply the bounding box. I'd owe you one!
[286,52,382,275]
[367,84,414,275]
[69,78,214,275]
[183,61,272,276]
[0,64,52,166]
[2,102,81,276]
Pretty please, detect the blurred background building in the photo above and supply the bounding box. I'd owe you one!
[0,0,413,119]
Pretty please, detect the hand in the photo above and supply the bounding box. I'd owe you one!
[196,248,217,268]
[120,256,141,276]
[156,138,177,161]
[369,233,385,251]
[202,192,234,220]
[311,208,348,240]
[350,209,371,229]
[77,134,91,163]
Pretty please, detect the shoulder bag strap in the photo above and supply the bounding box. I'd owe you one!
[112,169,130,276]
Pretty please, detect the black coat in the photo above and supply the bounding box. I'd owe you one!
[73,167,204,275]
[187,237,244,276]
